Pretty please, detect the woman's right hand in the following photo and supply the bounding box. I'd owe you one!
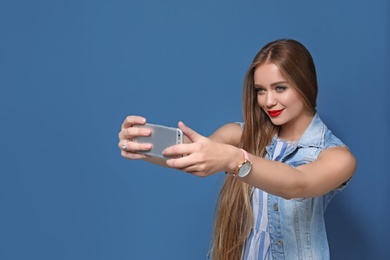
[118,115,152,160]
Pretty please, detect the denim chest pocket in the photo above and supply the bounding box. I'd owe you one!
[285,146,319,167]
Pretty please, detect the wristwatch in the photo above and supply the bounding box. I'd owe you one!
[236,149,252,178]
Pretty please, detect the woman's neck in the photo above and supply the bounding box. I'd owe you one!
[278,111,314,141]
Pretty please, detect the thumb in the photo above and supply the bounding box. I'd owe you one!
[178,121,203,143]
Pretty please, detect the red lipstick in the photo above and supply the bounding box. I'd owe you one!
[268,109,284,117]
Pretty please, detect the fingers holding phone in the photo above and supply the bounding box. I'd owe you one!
[133,123,183,159]
[118,115,152,159]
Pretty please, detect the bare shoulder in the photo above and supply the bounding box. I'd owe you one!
[209,123,242,146]
[315,145,357,180]
[318,146,357,169]
[294,145,357,197]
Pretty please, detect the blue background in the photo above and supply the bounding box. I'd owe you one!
[0,0,389,259]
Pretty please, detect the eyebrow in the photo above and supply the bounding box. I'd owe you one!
[254,81,289,88]
[271,81,289,86]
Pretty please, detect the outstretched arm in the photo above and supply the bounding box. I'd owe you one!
[241,146,356,199]
[163,122,357,199]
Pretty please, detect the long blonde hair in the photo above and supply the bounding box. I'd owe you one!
[211,39,318,260]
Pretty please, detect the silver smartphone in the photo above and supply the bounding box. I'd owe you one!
[133,123,183,158]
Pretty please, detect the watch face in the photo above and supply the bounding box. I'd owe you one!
[238,161,252,177]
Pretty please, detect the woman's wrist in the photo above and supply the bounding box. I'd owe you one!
[225,146,246,175]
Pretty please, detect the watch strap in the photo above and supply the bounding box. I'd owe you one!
[240,149,251,163]
[225,149,252,177]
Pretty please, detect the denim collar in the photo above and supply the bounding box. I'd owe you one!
[265,114,325,158]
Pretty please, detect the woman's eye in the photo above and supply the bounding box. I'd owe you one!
[256,88,265,94]
[275,86,287,92]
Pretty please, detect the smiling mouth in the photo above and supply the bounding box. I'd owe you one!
[268,109,284,117]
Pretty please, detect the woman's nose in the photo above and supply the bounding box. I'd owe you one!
[265,92,277,108]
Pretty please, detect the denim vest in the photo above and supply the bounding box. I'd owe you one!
[264,114,346,260]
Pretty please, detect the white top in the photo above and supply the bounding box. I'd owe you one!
[242,139,292,260]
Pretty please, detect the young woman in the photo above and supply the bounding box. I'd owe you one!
[118,39,357,260]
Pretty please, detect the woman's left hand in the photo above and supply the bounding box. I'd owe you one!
[163,122,240,177]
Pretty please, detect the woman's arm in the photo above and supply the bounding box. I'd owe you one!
[208,122,242,146]
[241,146,356,199]
[164,122,357,199]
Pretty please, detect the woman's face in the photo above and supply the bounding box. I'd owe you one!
[254,63,309,130]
